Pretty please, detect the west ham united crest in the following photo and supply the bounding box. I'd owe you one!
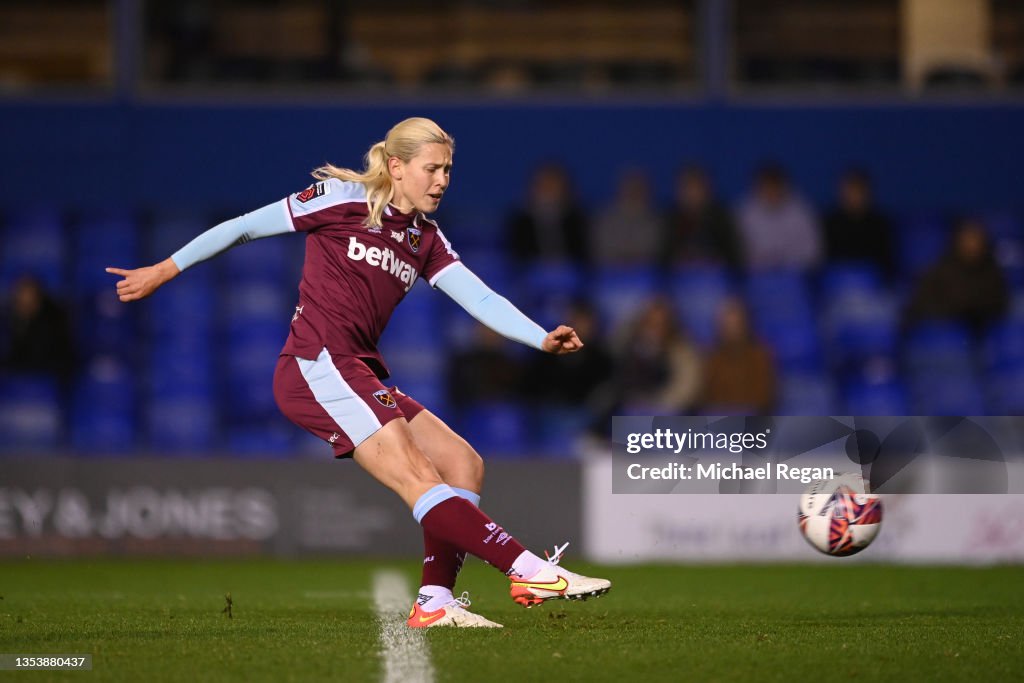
[407,227,422,253]
[373,389,397,408]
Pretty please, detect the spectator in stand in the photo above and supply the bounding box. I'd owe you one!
[522,298,613,413]
[2,275,75,383]
[607,297,702,415]
[505,162,588,266]
[446,324,524,409]
[661,165,742,270]
[702,297,776,414]
[823,168,895,278]
[590,168,663,267]
[735,164,822,271]
[905,218,1009,335]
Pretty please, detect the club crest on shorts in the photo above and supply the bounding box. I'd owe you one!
[407,227,422,253]
[373,389,397,408]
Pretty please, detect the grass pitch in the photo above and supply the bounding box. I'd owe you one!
[1,559,1021,682]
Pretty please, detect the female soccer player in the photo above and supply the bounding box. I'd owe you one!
[106,117,610,629]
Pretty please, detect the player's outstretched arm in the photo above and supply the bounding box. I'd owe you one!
[104,200,292,303]
[105,259,180,302]
[434,263,584,355]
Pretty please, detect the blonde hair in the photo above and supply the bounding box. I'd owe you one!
[312,117,454,228]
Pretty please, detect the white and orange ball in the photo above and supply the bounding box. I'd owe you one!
[797,472,883,556]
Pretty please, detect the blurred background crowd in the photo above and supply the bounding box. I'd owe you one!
[1,0,1022,458]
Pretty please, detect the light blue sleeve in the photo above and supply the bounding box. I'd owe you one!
[434,263,548,351]
[170,200,292,271]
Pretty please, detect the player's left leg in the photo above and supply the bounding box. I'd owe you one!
[394,389,485,620]
[408,407,482,596]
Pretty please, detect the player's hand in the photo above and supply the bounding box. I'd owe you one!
[542,325,584,355]
[105,258,180,302]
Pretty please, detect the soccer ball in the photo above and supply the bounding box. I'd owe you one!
[797,472,883,556]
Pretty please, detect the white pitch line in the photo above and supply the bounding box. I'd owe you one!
[372,570,434,683]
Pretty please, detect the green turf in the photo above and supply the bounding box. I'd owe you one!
[1,559,1021,682]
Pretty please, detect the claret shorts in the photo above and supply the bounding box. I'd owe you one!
[273,348,425,457]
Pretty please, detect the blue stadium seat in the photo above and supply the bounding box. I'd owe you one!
[910,370,985,415]
[382,281,440,343]
[226,421,296,457]
[293,430,335,458]
[745,270,813,318]
[519,261,586,296]
[222,281,292,327]
[984,212,1024,288]
[387,381,448,421]
[532,406,592,457]
[145,276,216,338]
[378,346,444,389]
[514,261,586,330]
[433,204,504,250]
[983,211,1023,242]
[822,291,899,366]
[148,342,214,396]
[843,380,910,415]
[74,212,139,294]
[986,367,1024,414]
[0,375,62,451]
[458,248,511,293]
[745,271,820,371]
[76,289,140,360]
[669,265,733,347]
[755,316,822,373]
[146,393,217,453]
[225,378,279,422]
[1010,294,1024,324]
[591,267,660,334]
[983,320,1024,371]
[896,212,948,278]
[67,212,142,359]
[221,319,283,418]
[147,213,210,263]
[903,322,974,374]
[777,373,837,415]
[71,358,137,453]
[222,228,290,285]
[0,208,66,294]
[817,262,882,302]
[456,402,530,457]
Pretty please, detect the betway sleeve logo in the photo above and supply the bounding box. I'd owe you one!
[347,237,419,291]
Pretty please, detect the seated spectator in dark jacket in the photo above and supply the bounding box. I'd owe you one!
[590,168,663,266]
[505,162,588,266]
[3,275,75,383]
[608,297,703,416]
[523,298,613,410]
[823,168,895,278]
[905,218,1009,334]
[661,165,742,270]
[446,324,524,408]
[702,297,776,414]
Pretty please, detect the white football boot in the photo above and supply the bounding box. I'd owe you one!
[406,592,503,629]
[508,543,612,608]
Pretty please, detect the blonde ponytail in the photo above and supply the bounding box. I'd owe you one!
[312,118,454,229]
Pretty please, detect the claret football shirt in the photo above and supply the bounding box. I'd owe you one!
[280,179,460,378]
